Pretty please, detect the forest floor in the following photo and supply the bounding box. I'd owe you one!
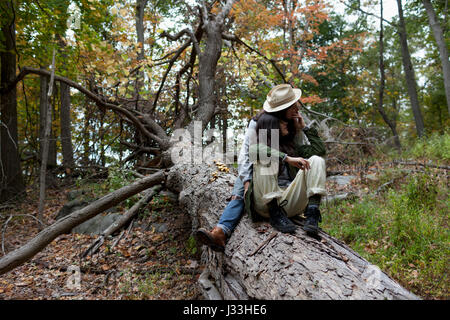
[0,184,203,300]
[0,156,448,300]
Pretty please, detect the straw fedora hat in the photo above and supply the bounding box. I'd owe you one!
[263,84,302,113]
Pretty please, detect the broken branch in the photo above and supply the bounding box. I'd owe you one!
[0,171,165,275]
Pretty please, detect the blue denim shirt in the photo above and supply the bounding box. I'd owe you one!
[237,119,257,185]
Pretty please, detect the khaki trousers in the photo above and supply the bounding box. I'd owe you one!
[252,155,327,218]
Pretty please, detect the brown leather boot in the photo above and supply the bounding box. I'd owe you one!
[194,226,226,252]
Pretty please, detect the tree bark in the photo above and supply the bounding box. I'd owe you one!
[60,81,75,171]
[190,0,235,134]
[0,1,25,202]
[38,49,56,227]
[396,0,425,137]
[39,71,57,170]
[134,0,149,164]
[422,0,450,115]
[166,163,420,300]
[135,0,148,104]
[378,0,401,150]
[57,35,75,174]
[0,171,165,275]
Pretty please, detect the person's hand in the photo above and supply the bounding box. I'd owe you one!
[232,181,250,200]
[292,112,306,130]
[244,181,250,197]
[285,156,310,170]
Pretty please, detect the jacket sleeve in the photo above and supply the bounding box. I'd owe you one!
[295,126,326,158]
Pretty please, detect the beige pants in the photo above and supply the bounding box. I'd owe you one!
[252,155,327,218]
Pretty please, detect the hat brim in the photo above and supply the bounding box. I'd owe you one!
[263,88,302,113]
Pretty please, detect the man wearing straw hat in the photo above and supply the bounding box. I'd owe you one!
[195,84,327,252]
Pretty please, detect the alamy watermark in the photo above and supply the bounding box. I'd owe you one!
[362,264,383,290]
[66,4,81,30]
[170,121,281,170]
[66,265,81,290]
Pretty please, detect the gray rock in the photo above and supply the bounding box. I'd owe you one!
[56,199,89,220]
[152,222,169,233]
[365,174,378,181]
[324,192,357,204]
[72,213,122,235]
[326,175,357,186]
[67,189,88,201]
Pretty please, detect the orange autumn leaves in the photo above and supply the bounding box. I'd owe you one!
[225,0,363,105]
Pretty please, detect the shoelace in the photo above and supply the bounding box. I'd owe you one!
[278,199,293,224]
[278,199,288,215]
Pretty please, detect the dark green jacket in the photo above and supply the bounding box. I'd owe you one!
[244,126,326,221]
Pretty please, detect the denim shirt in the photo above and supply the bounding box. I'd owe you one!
[237,119,257,184]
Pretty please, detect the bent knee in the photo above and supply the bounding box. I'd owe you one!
[308,155,325,164]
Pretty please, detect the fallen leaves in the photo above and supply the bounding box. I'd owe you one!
[0,185,201,300]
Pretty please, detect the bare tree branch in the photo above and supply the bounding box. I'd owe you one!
[150,40,191,113]
[222,33,287,83]
[1,67,171,149]
[0,171,166,275]
[338,0,394,26]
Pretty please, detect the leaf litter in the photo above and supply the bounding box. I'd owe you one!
[0,186,202,300]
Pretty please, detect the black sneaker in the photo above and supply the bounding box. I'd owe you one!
[268,200,296,233]
[303,205,322,236]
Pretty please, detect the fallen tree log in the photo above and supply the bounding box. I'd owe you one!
[81,184,163,258]
[166,162,419,300]
[0,171,165,275]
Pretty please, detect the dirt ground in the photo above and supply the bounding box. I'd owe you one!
[0,186,203,300]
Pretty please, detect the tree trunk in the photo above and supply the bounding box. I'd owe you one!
[60,81,75,172]
[396,0,425,137]
[166,163,420,300]
[0,171,165,275]
[0,2,25,202]
[57,35,75,174]
[38,49,56,227]
[134,0,148,164]
[191,0,235,134]
[422,0,450,115]
[378,0,401,150]
[39,70,57,173]
[195,24,223,132]
[135,0,147,100]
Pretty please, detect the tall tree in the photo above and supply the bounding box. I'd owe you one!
[135,0,148,106]
[59,79,74,172]
[422,0,450,115]
[378,0,401,150]
[0,0,25,202]
[396,0,425,137]
[38,48,56,226]
[38,68,57,188]
[134,0,149,164]
[56,1,75,175]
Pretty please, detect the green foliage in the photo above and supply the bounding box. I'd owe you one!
[402,131,450,161]
[186,235,198,256]
[322,172,449,298]
[75,165,138,209]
